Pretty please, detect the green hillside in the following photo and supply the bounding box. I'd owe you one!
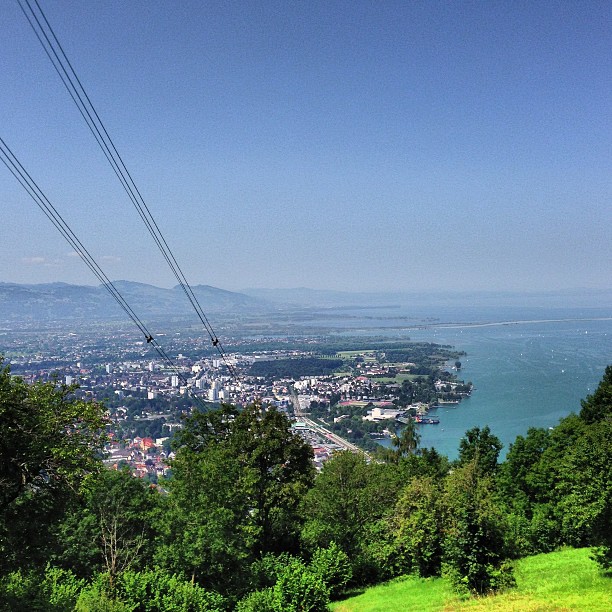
[332,548,611,612]
[2,361,610,610]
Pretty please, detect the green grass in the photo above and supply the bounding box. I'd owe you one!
[331,548,611,612]
[332,576,455,612]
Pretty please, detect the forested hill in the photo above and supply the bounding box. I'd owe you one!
[0,281,270,321]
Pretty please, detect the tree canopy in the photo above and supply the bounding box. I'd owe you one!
[580,364,612,424]
[0,358,107,573]
[2,360,612,608]
[0,358,106,513]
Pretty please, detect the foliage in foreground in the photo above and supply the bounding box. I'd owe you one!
[0,358,107,574]
[0,566,225,612]
[1,356,611,608]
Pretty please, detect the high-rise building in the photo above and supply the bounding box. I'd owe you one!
[208,380,220,401]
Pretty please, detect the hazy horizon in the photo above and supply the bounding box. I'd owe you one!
[2,1,610,293]
[3,278,612,296]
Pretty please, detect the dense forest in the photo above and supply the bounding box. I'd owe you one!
[249,357,344,378]
[1,357,610,611]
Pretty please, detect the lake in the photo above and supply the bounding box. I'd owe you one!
[405,318,611,459]
[321,303,611,460]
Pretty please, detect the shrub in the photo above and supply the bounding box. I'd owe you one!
[0,570,44,612]
[235,587,276,612]
[529,504,561,553]
[249,552,298,590]
[0,566,85,612]
[75,585,131,612]
[443,560,515,597]
[309,542,352,597]
[503,512,532,559]
[43,566,86,611]
[393,477,444,578]
[116,569,225,611]
[591,545,612,573]
[272,560,329,612]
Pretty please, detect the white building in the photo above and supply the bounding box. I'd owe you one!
[363,407,403,422]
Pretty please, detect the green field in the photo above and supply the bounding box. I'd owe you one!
[367,373,423,383]
[332,548,611,612]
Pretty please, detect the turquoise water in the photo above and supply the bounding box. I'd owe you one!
[303,300,611,459]
[402,318,611,459]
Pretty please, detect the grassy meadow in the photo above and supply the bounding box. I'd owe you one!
[331,548,611,612]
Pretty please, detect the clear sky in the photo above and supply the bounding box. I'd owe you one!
[1,0,610,293]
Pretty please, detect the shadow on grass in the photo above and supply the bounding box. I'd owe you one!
[332,587,366,602]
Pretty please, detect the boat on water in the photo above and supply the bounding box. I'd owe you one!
[397,415,440,425]
[414,416,440,425]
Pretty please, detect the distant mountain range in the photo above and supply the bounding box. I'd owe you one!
[0,281,270,322]
[1,281,610,324]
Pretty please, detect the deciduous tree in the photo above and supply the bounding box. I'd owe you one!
[391,418,421,459]
[229,404,315,555]
[393,476,444,577]
[579,365,612,424]
[56,469,159,585]
[457,425,502,475]
[0,359,106,573]
[442,459,514,595]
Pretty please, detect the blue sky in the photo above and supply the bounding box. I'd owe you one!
[1,0,610,292]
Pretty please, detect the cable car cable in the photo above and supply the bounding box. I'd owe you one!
[18,0,237,380]
[0,137,209,410]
